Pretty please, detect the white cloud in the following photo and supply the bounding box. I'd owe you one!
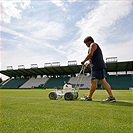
[50,0,67,11]
[1,23,67,70]
[103,40,133,62]
[1,26,25,37]
[67,0,82,3]
[50,0,83,11]
[76,0,132,42]
[31,21,65,40]
[67,0,133,63]
[1,19,66,47]
[0,0,31,23]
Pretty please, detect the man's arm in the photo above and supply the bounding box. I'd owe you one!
[81,43,97,64]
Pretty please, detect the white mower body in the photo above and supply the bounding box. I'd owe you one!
[48,65,86,100]
[63,83,74,94]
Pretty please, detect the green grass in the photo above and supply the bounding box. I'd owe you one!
[0,89,133,133]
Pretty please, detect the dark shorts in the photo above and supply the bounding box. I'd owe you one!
[91,69,107,80]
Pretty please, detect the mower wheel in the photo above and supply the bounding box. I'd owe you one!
[64,92,73,100]
[49,92,57,100]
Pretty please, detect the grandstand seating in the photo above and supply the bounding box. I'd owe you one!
[20,77,49,88]
[1,75,132,90]
[1,78,29,89]
[44,77,70,88]
[106,75,133,90]
[68,75,91,89]
[0,61,132,90]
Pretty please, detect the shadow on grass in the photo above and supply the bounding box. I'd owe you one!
[100,101,133,107]
[65,99,133,107]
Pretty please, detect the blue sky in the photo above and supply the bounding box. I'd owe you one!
[0,0,133,79]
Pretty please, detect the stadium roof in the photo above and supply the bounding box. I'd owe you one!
[0,61,132,78]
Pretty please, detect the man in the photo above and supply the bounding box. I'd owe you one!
[81,36,116,102]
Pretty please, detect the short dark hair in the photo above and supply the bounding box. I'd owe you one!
[84,36,94,43]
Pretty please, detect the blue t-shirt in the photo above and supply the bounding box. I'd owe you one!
[89,43,106,71]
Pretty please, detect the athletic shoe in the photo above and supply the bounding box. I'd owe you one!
[80,96,92,101]
[103,96,116,102]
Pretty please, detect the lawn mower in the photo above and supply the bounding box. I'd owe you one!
[48,64,86,100]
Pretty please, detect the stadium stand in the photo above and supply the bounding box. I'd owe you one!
[20,77,49,88]
[106,75,133,90]
[1,78,29,89]
[68,75,91,89]
[0,61,132,89]
[44,77,70,88]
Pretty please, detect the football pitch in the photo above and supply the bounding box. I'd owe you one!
[0,89,132,133]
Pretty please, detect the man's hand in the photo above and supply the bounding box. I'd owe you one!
[81,61,85,65]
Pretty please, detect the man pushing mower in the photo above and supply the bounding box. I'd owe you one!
[81,36,116,102]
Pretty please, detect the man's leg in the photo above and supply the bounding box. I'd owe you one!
[100,78,113,97]
[100,78,116,102]
[88,79,97,98]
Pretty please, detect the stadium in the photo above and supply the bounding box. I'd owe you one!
[0,58,133,133]
[0,59,133,90]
